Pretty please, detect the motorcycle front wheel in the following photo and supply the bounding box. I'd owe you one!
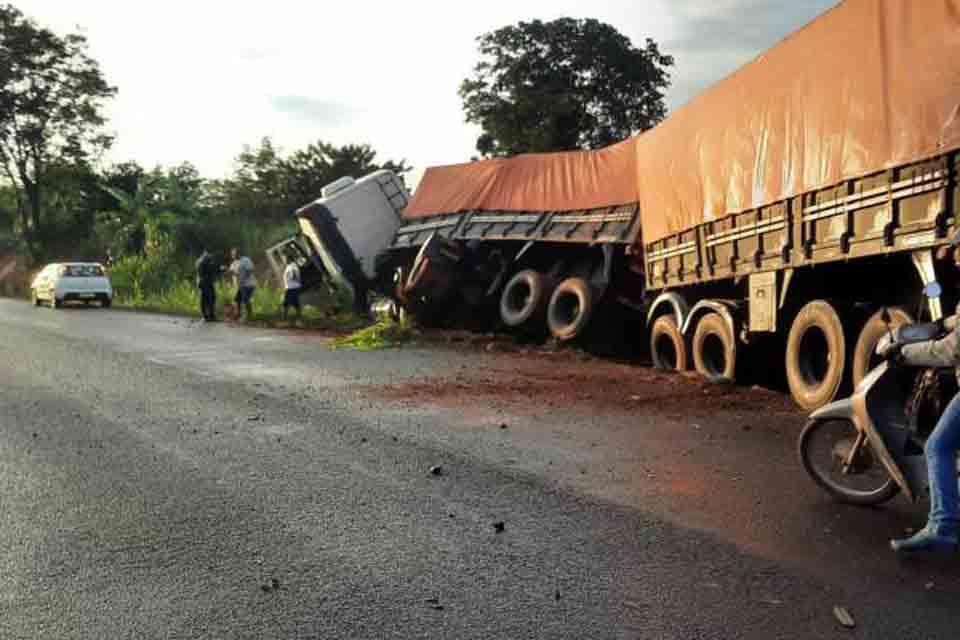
[798,418,900,505]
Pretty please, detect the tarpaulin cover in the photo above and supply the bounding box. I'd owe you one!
[404,0,960,244]
[403,138,637,218]
[635,0,960,243]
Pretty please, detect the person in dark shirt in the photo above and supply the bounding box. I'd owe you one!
[195,249,218,321]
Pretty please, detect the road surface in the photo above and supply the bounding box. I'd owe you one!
[0,299,956,639]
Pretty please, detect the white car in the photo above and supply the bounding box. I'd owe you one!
[31,262,113,309]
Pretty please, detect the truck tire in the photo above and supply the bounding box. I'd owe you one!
[499,269,549,328]
[546,277,594,341]
[785,300,847,411]
[692,312,737,383]
[851,307,913,389]
[650,315,687,371]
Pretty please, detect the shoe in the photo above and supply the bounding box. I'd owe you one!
[891,525,958,554]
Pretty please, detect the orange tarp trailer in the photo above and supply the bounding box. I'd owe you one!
[404,0,960,245]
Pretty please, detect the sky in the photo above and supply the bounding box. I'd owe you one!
[21,0,838,184]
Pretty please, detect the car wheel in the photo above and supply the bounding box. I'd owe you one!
[102,297,112,309]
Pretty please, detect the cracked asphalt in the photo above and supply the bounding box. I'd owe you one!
[0,299,957,639]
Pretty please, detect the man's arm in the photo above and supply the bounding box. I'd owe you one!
[901,329,960,368]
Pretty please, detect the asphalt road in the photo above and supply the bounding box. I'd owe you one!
[0,299,957,639]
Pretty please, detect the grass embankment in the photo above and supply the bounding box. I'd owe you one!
[115,280,367,333]
[115,278,419,350]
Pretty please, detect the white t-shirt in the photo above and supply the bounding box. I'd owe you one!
[283,263,302,290]
[229,256,257,288]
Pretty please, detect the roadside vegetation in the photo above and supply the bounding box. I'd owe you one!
[329,316,417,350]
[0,5,408,330]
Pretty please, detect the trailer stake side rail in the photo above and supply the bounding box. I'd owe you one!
[391,203,641,249]
[644,151,959,290]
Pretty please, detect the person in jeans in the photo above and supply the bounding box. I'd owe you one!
[890,235,960,553]
[281,253,302,322]
[228,247,257,321]
[195,249,218,321]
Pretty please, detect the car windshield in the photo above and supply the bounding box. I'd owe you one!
[60,265,104,277]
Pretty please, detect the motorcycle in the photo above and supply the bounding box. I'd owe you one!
[798,282,960,505]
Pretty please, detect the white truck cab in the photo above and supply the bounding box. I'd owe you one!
[268,170,409,310]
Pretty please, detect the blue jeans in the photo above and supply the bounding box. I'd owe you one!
[925,391,960,533]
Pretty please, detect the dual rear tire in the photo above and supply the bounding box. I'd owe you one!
[499,270,551,330]
[546,277,594,341]
[650,311,737,384]
[785,300,847,411]
[650,315,687,371]
[650,297,908,410]
[691,313,737,383]
[498,272,595,341]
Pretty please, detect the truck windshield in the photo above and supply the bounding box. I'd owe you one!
[61,265,104,277]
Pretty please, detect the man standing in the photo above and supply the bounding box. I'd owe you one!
[228,247,257,321]
[195,249,218,321]
[282,253,303,322]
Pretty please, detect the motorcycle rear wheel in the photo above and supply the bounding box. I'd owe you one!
[798,418,900,505]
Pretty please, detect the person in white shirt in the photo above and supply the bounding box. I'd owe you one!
[281,253,302,321]
[228,247,257,321]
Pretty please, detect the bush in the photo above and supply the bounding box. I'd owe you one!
[109,251,191,302]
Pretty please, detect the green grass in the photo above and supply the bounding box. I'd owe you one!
[328,316,417,350]
[115,278,366,332]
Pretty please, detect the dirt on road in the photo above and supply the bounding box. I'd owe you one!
[372,340,795,417]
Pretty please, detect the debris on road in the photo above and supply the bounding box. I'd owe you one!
[260,577,281,593]
[429,465,444,476]
[493,521,505,533]
[500,423,508,430]
[247,414,262,422]
[833,606,856,629]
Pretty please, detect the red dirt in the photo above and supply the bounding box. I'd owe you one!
[370,345,795,416]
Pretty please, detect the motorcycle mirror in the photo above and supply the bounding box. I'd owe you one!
[923,281,943,299]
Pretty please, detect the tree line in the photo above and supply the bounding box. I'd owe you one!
[0,2,672,271]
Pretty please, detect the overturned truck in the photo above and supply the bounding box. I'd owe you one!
[270,0,960,409]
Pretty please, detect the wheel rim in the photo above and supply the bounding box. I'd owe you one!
[553,291,580,328]
[654,331,678,369]
[798,325,830,388]
[506,281,532,315]
[700,332,727,377]
[805,419,892,498]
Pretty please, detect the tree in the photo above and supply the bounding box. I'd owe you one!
[0,4,116,256]
[282,141,410,209]
[210,137,410,221]
[459,18,673,157]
